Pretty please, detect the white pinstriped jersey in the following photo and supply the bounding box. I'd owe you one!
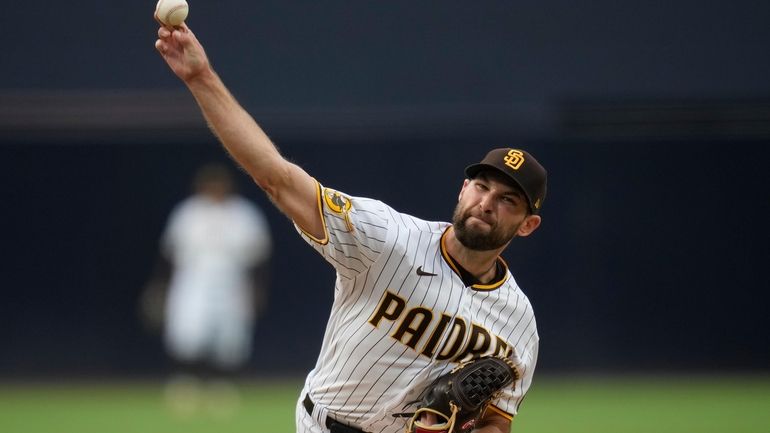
[295,183,539,433]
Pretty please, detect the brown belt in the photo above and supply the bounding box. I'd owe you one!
[303,394,368,433]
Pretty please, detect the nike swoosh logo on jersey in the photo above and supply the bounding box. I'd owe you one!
[416,266,437,276]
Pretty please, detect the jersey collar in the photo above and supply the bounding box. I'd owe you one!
[440,227,509,291]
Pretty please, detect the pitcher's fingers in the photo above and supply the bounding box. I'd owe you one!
[172,26,193,44]
[155,39,167,54]
[158,26,171,39]
[420,412,438,425]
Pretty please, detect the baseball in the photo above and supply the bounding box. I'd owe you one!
[156,0,189,27]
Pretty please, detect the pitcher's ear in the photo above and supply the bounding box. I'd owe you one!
[516,215,542,237]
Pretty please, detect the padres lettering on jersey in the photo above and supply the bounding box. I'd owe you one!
[368,290,516,362]
[295,182,539,433]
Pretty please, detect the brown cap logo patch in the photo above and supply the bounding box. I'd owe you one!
[503,149,525,170]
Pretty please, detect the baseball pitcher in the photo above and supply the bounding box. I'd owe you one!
[155,20,546,433]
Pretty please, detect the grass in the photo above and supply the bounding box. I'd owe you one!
[0,379,301,433]
[1,374,768,433]
[515,374,770,433]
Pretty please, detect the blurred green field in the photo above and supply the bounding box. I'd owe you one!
[1,374,769,433]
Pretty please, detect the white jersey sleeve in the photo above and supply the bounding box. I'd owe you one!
[294,182,391,280]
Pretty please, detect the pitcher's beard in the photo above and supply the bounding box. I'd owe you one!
[452,206,518,251]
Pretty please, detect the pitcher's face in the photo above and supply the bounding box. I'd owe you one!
[452,171,538,251]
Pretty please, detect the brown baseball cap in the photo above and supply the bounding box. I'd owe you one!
[465,148,548,214]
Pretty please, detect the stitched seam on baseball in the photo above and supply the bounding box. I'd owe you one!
[165,5,187,24]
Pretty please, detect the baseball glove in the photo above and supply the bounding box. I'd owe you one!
[395,355,520,433]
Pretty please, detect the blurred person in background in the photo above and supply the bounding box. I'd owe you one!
[142,162,273,418]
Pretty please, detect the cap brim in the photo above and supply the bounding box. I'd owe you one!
[464,163,486,179]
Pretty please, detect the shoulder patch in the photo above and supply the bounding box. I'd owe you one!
[323,188,354,231]
[323,188,352,214]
